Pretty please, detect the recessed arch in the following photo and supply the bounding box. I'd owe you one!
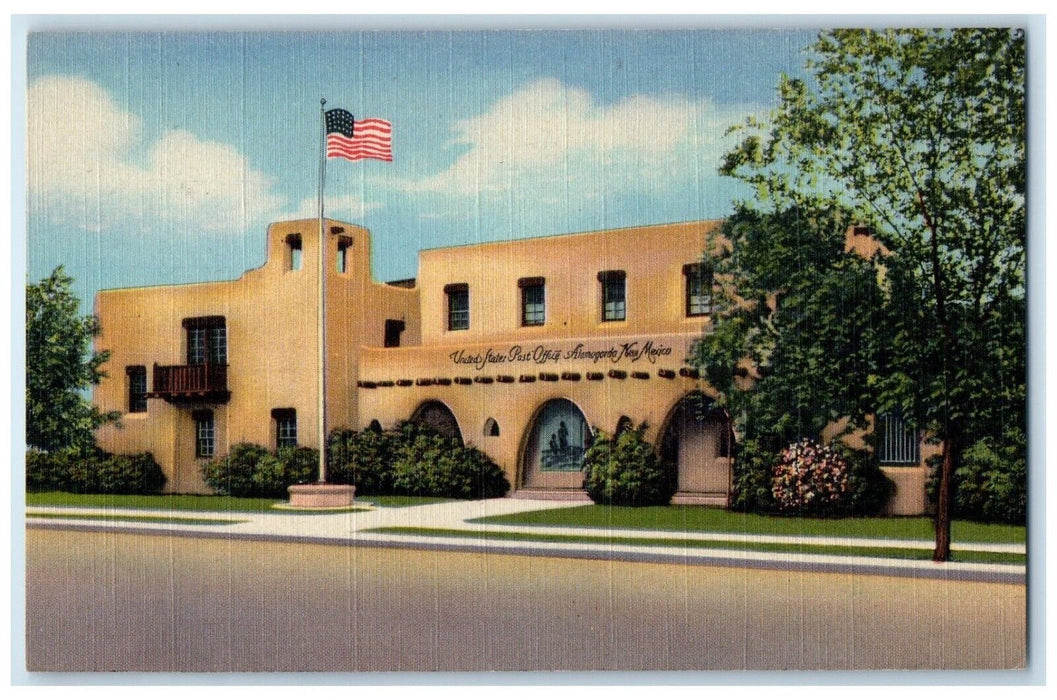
[409,400,463,444]
[659,392,731,497]
[483,417,500,437]
[367,419,382,433]
[520,398,592,490]
[615,415,634,435]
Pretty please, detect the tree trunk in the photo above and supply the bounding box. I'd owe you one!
[917,189,959,563]
[933,431,957,561]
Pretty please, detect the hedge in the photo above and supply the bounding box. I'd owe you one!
[26,448,166,495]
[201,443,319,498]
[327,422,509,499]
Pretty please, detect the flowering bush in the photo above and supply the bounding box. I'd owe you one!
[771,439,851,516]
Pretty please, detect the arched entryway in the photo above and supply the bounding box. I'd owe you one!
[521,398,592,489]
[410,400,463,443]
[660,393,731,502]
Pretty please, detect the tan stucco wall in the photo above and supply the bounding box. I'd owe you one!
[821,416,935,516]
[94,219,417,492]
[416,221,719,346]
[357,332,709,488]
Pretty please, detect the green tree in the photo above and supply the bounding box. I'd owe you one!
[26,267,118,452]
[693,205,890,513]
[717,29,1026,559]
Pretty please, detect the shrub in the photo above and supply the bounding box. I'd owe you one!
[278,446,320,487]
[728,438,779,513]
[839,446,895,516]
[581,424,675,507]
[201,442,270,497]
[249,453,288,499]
[26,449,71,492]
[771,439,852,516]
[326,427,395,494]
[66,450,166,494]
[390,431,509,499]
[202,443,319,498]
[328,422,509,499]
[928,430,1026,525]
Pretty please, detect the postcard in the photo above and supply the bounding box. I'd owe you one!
[22,23,1029,675]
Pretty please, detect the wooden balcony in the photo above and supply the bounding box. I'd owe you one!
[148,363,230,404]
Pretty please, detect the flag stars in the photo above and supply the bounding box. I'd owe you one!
[325,109,355,137]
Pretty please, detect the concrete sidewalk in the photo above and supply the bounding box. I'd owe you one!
[26,497,1026,584]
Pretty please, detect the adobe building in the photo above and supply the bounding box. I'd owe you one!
[93,218,929,513]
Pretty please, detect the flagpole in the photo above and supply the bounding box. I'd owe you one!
[317,96,328,484]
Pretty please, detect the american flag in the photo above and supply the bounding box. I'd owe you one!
[325,109,392,162]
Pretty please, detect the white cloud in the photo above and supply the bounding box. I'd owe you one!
[398,78,758,200]
[28,75,284,233]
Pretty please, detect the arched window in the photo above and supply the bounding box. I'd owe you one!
[483,417,500,437]
[367,419,382,433]
[410,400,463,443]
[526,399,590,473]
[615,415,633,435]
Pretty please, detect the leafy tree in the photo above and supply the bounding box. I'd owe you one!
[26,267,118,452]
[694,205,891,515]
[695,205,887,448]
[716,29,1026,559]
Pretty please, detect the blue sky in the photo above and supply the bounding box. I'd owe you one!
[26,28,816,307]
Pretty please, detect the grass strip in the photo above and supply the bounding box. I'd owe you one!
[27,491,452,512]
[366,526,1026,566]
[360,495,457,508]
[27,492,282,513]
[469,505,1026,545]
[27,512,245,526]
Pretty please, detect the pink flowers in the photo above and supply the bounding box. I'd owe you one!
[771,438,852,515]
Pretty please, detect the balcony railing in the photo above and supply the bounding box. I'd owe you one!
[148,363,230,404]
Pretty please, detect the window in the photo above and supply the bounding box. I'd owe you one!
[193,410,215,458]
[531,399,591,472]
[384,319,405,348]
[286,234,302,271]
[272,408,297,449]
[877,412,921,465]
[598,270,626,322]
[484,417,500,437]
[684,263,713,316]
[445,283,469,331]
[519,277,545,326]
[337,236,352,273]
[126,365,147,413]
[183,316,226,365]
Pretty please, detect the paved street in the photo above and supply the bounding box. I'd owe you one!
[25,497,1025,583]
[26,529,1026,672]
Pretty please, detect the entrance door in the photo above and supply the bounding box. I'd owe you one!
[662,397,730,495]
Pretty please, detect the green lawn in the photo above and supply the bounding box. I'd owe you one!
[366,526,1024,565]
[361,495,457,508]
[469,505,1026,544]
[27,491,454,512]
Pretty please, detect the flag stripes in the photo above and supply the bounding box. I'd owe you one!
[326,116,393,162]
